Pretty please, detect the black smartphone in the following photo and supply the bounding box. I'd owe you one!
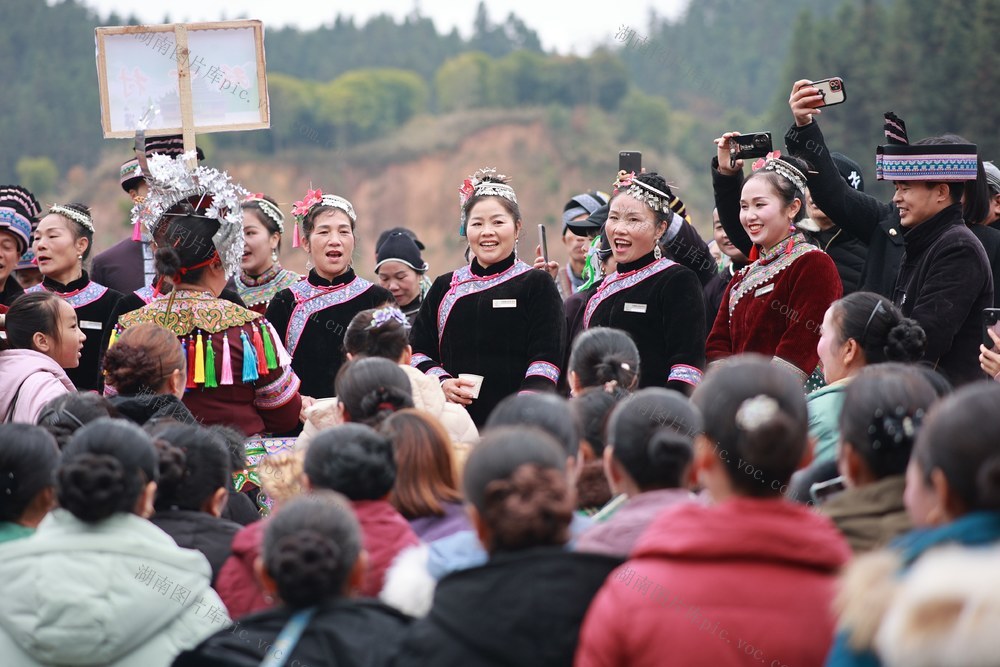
[983,308,1000,349]
[810,476,846,505]
[538,224,549,264]
[811,77,846,108]
[619,151,642,174]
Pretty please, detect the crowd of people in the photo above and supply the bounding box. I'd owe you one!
[1,78,999,666]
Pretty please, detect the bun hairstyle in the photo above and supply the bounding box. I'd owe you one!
[36,392,119,449]
[913,382,1000,512]
[608,388,700,491]
[485,393,580,457]
[691,355,808,497]
[262,491,362,608]
[334,357,414,428]
[461,168,521,224]
[745,154,812,223]
[570,389,619,458]
[463,427,574,552]
[103,323,186,396]
[0,424,60,523]
[344,307,410,362]
[304,423,396,501]
[838,364,938,480]
[833,292,926,364]
[2,291,62,352]
[152,209,221,290]
[568,327,640,394]
[151,425,231,512]
[56,418,158,523]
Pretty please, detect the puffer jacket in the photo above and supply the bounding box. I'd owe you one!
[0,349,75,424]
[0,509,226,667]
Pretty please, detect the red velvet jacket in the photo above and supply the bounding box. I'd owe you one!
[707,236,841,383]
[575,497,851,667]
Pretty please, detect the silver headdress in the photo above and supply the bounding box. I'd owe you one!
[129,112,248,279]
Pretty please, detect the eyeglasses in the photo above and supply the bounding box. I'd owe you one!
[860,299,887,346]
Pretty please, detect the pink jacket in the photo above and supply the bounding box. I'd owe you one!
[0,349,76,423]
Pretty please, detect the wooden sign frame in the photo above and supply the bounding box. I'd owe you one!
[96,20,270,151]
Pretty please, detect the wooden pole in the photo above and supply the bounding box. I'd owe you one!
[175,25,197,168]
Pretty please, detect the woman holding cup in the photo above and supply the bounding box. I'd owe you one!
[409,168,565,426]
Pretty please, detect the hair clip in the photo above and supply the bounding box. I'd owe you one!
[867,406,925,451]
[369,307,409,330]
[735,395,780,431]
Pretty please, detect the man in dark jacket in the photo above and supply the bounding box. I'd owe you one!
[784,97,904,298]
[879,140,991,385]
[797,153,869,294]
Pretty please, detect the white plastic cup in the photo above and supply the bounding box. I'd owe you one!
[458,373,485,399]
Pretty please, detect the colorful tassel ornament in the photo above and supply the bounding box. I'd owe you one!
[221,332,234,385]
[194,332,206,384]
[261,323,277,370]
[251,324,268,375]
[107,327,118,351]
[204,335,218,388]
[241,328,260,382]
[185,338,196,389]
[131,220,143,242]
[266,321,292,367]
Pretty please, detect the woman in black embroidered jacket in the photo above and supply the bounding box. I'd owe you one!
[583,172,706,394]
[409,168,565,426]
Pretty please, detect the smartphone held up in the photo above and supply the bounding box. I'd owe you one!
[619,150,642,175]
[810,77,846,108]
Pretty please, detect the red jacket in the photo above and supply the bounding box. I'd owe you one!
[353,500,420,597]
[215,519,270,620]
[575,496,850,667]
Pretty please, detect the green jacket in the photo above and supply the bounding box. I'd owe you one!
[0,509,227,666]
[806,378,850,463]
[0,521,34,545]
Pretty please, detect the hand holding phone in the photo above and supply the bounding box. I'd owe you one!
[983,308,1000,349]
[538,224,549,264]
[730,132,772,168]
[810,77,846,108]
[619,151,642,175]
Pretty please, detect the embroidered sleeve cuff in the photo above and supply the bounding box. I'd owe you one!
[772,356,809,385]
[254,366,301,409]
[668,364,703,387]
[427,366,452,381]
[525,361,560,385]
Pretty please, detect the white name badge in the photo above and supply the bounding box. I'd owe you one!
[754,284,775,297]
[80,320,103,330]
[493,299,517,309]
[624,303,647,313]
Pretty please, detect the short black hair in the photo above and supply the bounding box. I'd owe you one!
[304,424,396,500]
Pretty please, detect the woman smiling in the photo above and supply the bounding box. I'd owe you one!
[409,168,565,426]
[582,171,706,393]
[707,134,842,385]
